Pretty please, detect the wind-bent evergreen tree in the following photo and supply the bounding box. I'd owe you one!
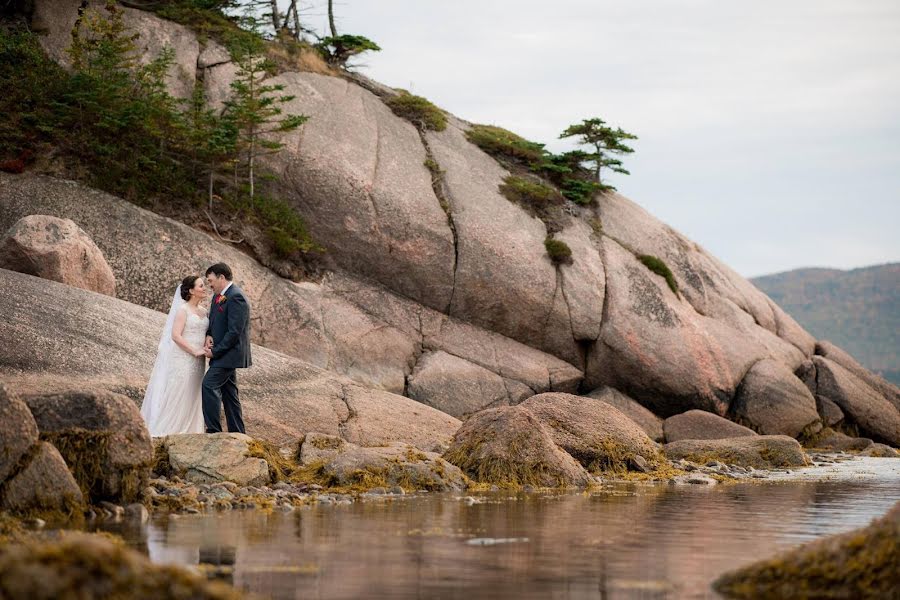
[317,0,381,66]
[559,118,637,190]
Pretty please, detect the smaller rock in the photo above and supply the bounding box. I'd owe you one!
[663,410,756,443]
[124,503,149,524]
[1,442,84,515]
[585,386,665,442]
[808,429,873,452]
[663,436,808,469]
[163,433,270,487]
[860,444,900,458]
[815,395,845,427]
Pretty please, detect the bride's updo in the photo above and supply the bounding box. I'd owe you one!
[180,275,200,301]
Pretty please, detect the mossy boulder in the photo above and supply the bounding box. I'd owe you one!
[663,435,808,469]
[805,428,873,452]
[0,442,83,518]
[520,392,663,472]
[298,432,467,492]
[585,386,664,442]
[22,389,152,504]
[714,500,900,599]
[159,433,270,487]
[663,410,757,443]
[0,384,39,483]
[443,405,593,487]
[730,359,821,438]
[0,532,243,599]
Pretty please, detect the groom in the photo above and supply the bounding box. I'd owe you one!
[203,263,251,434]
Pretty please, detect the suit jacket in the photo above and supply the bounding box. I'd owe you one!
[206,283,252,369]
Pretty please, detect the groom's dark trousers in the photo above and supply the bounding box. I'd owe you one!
[203,284,252,434]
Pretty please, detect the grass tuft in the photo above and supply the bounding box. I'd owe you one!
[638,254,679,295]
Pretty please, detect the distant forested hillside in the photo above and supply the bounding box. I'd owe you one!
[753,263,900,385]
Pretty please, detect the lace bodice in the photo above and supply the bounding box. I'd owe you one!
[181,307,209,346]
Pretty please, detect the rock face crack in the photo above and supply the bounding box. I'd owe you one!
[417,130,459,315]
[336,383,357,440]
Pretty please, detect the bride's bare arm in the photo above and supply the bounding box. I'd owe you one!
[172,309,206,357]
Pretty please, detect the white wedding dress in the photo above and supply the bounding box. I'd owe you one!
[141,286,208,436]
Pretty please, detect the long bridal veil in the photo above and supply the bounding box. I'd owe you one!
[140,285,184,435]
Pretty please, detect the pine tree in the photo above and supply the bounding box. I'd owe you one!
[223,34,308,200]
[559,118,637,190]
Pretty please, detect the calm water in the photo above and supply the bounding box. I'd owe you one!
[98,457,900,600]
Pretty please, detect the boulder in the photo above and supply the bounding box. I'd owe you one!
[860,444,900,458]
[520,392,662,472]
[814,357,900,446]
[298,432,467,491]
[0,442,83,515]
[807,429,873,452]
[0,384,39,483]
[0,532,244,599]
[586,237,763,417]
[407,350,512,418]
[443,406,593,487]
[22,389,151,504]
[730,359,821,437]
[815,341,900,412]
[0,215,115,296]
[585,386,664,442]
[162,433,270,487]
[815,395,844,427]
[714,501,899,599]
[0,267,460,450]
[663,436,808,469]
[663,410,757,443]
[795,359,817,396]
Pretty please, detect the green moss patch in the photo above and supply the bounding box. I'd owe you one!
[466,124,545,164]
[638,254,679,295]
[544,237,573,265]
[385,92,447,131]
[500,175,564,212]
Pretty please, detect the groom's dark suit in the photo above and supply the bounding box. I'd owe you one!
[203,282,251,433]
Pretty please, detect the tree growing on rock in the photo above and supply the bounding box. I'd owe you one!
[223,34,308,200]
[316,0,381,66]
[559,118,637,191]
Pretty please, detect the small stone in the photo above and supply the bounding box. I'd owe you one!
[273,482,291,491]
[630,455,651,473]
[124,503,149,524]
[99,501,125,519]
[24,518,46,529]
[308,484,323,492]
[389,486,405,495]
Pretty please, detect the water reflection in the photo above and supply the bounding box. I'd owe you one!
[98,460,900,600]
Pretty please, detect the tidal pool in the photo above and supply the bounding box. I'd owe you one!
[97,457,900,599]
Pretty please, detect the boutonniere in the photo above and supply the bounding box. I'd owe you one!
[216,295,227,305]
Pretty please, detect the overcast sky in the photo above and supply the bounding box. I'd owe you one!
[297,0,899,277]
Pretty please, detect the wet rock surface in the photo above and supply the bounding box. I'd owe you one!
[663,435,809,469]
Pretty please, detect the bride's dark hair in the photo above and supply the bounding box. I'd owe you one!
[180,276,200,301]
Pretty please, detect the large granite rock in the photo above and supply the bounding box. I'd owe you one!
[0,442,84,515]
[0,215,115,296]
[0,268,460,450]
[815,395,844,427]
[0,384,38,484]
[730,359,821,438]
[520,392,661,472]
[443,406,593,487]
[32,0,199,99]
[407,350,514,418]
[22,389,152,503]
[299,432,467,491]
[714,501,899,599]
[815,341,900,412]
[663,435,808,469]
[585,386,664,442]
[814,357,900,446]
[586,237,763,417]
[663,410,757,443]
[161,433,270,487]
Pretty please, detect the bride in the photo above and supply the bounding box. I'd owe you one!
[141,275,210,436]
